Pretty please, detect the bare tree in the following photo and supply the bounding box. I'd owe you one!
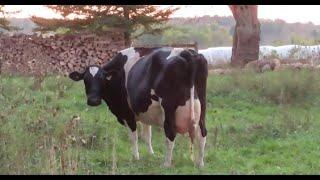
[229,5,260,67]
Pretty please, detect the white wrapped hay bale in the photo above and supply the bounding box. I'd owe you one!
[200,44,320,66]
[199,47,232,65]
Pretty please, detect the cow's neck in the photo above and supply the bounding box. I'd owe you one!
[102,77,125,106]
[101,72,132,121]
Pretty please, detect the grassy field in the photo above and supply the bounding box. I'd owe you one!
[1,69,320,174]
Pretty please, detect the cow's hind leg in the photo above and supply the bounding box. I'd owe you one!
[162,103,177,167]
[195,124,206,167]
[142,124,154,155]
[189,140,194,162]
[188,123,197,163]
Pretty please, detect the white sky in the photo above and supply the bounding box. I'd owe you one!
[3,5,320,25]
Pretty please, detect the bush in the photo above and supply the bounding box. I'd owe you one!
[208,69,320,105]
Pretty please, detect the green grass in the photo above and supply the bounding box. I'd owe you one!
[1,69,320,174]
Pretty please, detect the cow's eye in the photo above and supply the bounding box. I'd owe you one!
[99,73,106,80]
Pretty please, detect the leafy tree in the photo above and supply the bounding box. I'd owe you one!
[311,30,320,44]
[0,6,10,30]
[271,40,286,46]
[0,5,17,31]
[31,5,178,46]
[134,22,233,49]
[290,33,315,46]
[161,26,189,44]
[0,5,20,74]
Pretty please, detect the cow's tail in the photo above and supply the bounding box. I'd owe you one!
[180,49,199,160]
[188,50,198,162]
[181,49,198,143]
[189,50,198,141]
[186,50,197,122]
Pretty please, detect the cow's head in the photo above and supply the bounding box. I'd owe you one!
[69,65,116,106]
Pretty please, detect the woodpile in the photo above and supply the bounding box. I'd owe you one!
[208,68,233,75]
[277,63,316,71]
[0,31,125,75]
[245,59,281,73]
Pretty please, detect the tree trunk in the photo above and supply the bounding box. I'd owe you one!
[123,6,131,47]
[124,32,131,47]
[229,5,260,67]
[0,59,2,75]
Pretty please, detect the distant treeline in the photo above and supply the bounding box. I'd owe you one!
[136,16,320,48]
[2,16,320,49]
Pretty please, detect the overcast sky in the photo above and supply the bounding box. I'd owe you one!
[4,5,320,25]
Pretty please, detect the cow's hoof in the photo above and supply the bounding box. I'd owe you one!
[133,154,140,160]
[190,154,195,162]
[197,160,204,168]
[163,162,172,168]
[148,149,154,155]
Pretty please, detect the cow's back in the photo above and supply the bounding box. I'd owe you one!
[126,48,171,115]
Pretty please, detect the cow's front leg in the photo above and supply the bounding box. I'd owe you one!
[142,124,154,155]
[162,105,177,167]
[125,120,139,160]
[164,137,175,167]
[129,129,139,160]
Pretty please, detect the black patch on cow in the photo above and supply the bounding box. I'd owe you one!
[127,48,171,115]
[99,52,138,131]
[151,95,159,101]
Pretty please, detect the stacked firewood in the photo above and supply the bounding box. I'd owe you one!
[0,31,125,75]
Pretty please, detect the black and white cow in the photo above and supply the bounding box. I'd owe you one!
[69,47,208,167]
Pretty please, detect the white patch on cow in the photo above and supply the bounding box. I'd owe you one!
[135,89,164,126]
[166,48,184,60]
[151,89,156,95]
[136,99,164,126]
[124,121,140,160]
[121,47,141,88]
[89,66,99,77]
[142,124,154,155]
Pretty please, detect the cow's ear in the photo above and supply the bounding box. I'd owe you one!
[69,71,84,81]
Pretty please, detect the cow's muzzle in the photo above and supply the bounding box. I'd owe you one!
[87,97,102,106]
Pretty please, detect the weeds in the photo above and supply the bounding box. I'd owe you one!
[1,70,320,174]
